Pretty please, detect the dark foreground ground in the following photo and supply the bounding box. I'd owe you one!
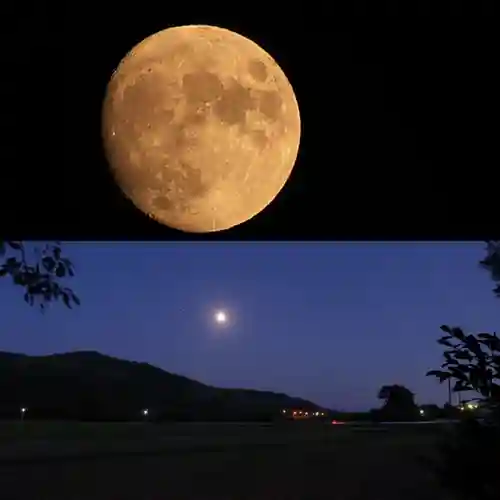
[0,421,452,500]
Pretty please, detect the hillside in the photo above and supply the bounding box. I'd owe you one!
[0,351,324,421]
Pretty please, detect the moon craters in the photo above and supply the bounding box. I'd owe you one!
[121,72,166,122]
[256,90,282,122]
[152,159,208,211]
[213,78,255,126]
[248,59,268,82]
[180,70,282,128]
[102,25,301,233]
[249,129,269,149]
[182,71,223,106]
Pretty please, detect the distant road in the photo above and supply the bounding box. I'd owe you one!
[334,420,460,426]
[370,420,459,425]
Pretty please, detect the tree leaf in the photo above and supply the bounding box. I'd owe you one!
[477,333,498,340]
[453,380,472,392]
[5,257,20,268]
[426,370,451,383]
[449,366,468,381]
[55,263,66,278]
[62,293,71,309]
[464,335,481,350]
[454,350,473,361]
[478,337,500,351]
[42,256,56,272]
[443,352,458,365]
[438,337,455,347]
[451,327,466,341]
[6,241,23,250]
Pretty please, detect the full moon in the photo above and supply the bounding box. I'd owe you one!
[102,25,301,232]
[214,310,228,325]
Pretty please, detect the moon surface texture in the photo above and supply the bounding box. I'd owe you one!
[102,25,301,232]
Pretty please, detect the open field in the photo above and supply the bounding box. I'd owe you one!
[0,421,452,500]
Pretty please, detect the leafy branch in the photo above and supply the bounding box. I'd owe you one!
[0,241,80,312]
[426,325,500,500]
[479,240,500,299]
[423,244,500,500]
[427,325,500,418]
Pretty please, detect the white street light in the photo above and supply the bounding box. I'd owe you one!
[20,407,27,421]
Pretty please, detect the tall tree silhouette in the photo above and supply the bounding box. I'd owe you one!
[377,384,419,421]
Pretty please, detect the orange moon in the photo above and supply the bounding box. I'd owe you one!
[101,25,301,233]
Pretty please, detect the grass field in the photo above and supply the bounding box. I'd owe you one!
[0,421,452,500]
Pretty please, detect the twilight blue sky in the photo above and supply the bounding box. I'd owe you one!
[0,242,498,411]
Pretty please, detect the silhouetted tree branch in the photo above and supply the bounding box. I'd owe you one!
[427,325,499,416]
[0,241,80,312]
[426,325,500,500]
[423,241,500,500]
[479,241,500,299]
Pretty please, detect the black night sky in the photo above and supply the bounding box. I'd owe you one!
[4,2,496,240]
